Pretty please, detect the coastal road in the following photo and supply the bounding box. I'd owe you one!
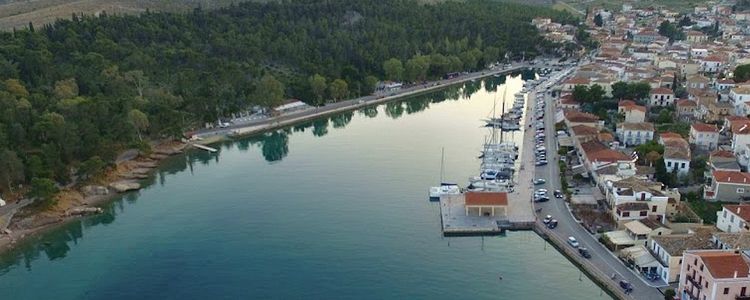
[0,198,32,231]
[193,63,531,138]
[529,80,663,299]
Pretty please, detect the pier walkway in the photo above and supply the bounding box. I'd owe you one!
[505,91,539,224]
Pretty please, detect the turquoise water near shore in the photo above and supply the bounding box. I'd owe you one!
[0,74,611,299]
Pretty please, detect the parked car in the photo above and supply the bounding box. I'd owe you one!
[619,280,633,293]
[567,236,579,248]
[534,196,550,203]
[543,215,552,224]
[547,219,558,229]
[533,178,546,185]
[535,160,548,166]
[554,190,563,199]
[578,247,591,258]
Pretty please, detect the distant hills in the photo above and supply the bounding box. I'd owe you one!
[0,0,263,30]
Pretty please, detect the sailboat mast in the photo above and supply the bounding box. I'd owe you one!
[440,147,445,184]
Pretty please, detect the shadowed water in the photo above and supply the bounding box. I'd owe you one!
[0,73,611,299]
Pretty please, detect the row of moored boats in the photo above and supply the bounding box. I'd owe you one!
[429,88,527,199]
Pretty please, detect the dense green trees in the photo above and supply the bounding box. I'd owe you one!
[571,84,605,103]
[611,81,651,101]
[735,64,750,82]
[383,58,404,81]
[658,21,685,41]
[0,0,577,196]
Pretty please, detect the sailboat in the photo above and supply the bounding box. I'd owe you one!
[471,86,518,192]
[428,147,460,201]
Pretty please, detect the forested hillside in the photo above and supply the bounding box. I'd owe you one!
[0,0,576,197]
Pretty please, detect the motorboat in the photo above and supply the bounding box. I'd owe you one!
[501,123,520,131]
[428,184,460,200]
[480,169,499,180]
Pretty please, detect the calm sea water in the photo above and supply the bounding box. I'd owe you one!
[0,73,611,299]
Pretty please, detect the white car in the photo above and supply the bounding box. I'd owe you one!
[568,236,580,248]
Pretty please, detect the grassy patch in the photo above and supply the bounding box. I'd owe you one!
[686,199,726,225]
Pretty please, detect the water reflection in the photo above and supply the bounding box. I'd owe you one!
[0,73,530,273]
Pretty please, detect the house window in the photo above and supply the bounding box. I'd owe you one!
[640,211,647,216]
[725,210,728,218]
[724,287,730,295]
[732,215,735,222]
[739,188,746,194]
[667,161,672,167]
[700,264,704,271]
[681,163,686,168]
[743,287,747,296]
[652,205,657,212]
[623,211,630,217]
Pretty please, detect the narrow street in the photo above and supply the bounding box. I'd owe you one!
[529,85,664,300]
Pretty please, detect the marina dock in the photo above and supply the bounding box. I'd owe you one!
[439,194,508,235]
[438,90,540,235]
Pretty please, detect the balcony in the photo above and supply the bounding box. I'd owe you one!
[737,295,750,300]
[686,275,702,290]
[647,248,669,268]
[681,289,699,300]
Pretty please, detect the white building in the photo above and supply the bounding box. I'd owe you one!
[650,87,675,107]
[606,177,671,224]
[731,86,750,116]
[717,204,750,233]
[690,123,719,151]
[616,122,655,146]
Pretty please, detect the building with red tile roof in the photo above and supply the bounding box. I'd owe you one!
[678,250,750,300]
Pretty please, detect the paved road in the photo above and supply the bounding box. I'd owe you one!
[529,78,663,299]
[0,198,32,231]
[193,63,531,138]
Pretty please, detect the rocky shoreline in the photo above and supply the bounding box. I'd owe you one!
[0,140,188,255]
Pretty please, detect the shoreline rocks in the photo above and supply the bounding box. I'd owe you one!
[109,181,141,193]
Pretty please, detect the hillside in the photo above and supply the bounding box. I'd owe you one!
[0,0,577,200]
[0,0,257,30]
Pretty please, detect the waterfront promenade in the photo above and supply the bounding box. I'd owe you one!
[192,63,530,143]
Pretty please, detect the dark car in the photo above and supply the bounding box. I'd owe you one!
[547,219,558,229]
[619,280,633,294]
[554,190,563,199]
[534,196,550,202]
[578,247,591,259]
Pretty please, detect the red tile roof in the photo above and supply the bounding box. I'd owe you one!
[724,204,750,222]
[697,251,750,279]
[580,140,632,163]
[713,170,750,185]
[711,150,735,159]
[560,94,579,105]
[660,132,683,141]
[691,123,718,133]
[571,125,599,136]
[618,100,637,107]
[651,87,674,95]
[565,111,600,123]
[676,99,697,107]
[564,77,590,85]
[733,122,750,134]
[465,192,508,206]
